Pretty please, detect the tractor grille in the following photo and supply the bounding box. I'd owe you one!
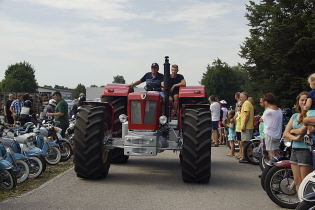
[130,100,157,124]
[144,101,156,124]
[131,100,141,124]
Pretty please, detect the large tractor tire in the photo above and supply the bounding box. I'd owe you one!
[102,96,129,164]
[181,108,211,183]
[73,105,111,179]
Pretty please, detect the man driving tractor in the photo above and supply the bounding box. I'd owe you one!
[128,63,186,116]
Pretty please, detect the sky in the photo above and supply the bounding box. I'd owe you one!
[0,0,253,88]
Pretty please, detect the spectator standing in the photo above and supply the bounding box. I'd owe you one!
[239,92,254,163]
[4,94,14,124]
[224,110,236,156]
[10,94,24,123]
[209,95,221,147]
[219,100,228,145]
[72,93,86,116]
[42,99,57,120]
[47,92,69,137]
[259,98,266,140]
[283,92,312,193]
[235,104,242,158]
[261,93,283,160]
[234,92,241,110]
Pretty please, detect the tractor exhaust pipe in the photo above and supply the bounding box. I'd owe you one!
[163,56,170,120]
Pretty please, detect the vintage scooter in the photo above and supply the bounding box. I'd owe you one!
[0,145,16,190]
[0,141,29,184]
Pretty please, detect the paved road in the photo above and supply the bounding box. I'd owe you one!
[1,147,283,210]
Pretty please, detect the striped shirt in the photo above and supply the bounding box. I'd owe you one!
[11,100,24,115]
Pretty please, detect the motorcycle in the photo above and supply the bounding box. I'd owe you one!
[296,135,315,209]
[12,133,46,178]
[41,120,73,162]
[244,136,260,165]
[0,142,30,184]
[65,116,75,145]
[262,139,298,209]
[0,147,16,190]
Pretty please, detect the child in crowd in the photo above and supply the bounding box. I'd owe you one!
[299,73,315,137]
[224,110,236,156]
[234,104,242,158]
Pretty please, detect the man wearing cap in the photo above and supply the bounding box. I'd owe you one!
[129,63,164,91]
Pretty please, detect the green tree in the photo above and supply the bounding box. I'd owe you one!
[90,84,98,87]
[240,0,315,107]
[112,75,125,84]
[201,59,247,105]
[43,85,53,88]
[1,61,38,93]
[54,85,69,90]
[74,83,86,98]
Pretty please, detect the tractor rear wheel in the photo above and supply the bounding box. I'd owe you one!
[181,108,211,183]
[73,105,111,179]
[102,96,129,163]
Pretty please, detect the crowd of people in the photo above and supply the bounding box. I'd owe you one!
[211,73,315,193]
[1,92,86,137]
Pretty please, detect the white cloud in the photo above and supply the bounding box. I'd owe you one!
[159,2,230,22]
[20,0,152,20]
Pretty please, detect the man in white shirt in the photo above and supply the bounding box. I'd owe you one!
[261,93,283,160]
[209,95,221,147]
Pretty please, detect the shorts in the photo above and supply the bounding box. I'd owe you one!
[241,129,253,141]
[236,132,241,141]
[228,130,236,141]
[290,149,312,166]
[170,89,179,96]
[307,110,315,117]
[211,121,219,130]
[265,134,280,151]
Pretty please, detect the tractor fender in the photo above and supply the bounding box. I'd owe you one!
[101,84,132,97]
[179,86,206,98]
[273,160,291,168]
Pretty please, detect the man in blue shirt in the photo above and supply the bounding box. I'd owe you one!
[128,63,164,91]
[10,94,24,123]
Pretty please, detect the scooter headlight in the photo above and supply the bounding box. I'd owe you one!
[5,147,11,154]
[119,114,128,123]
[159,116,167,125]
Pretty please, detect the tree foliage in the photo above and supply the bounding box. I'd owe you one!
[1,61,38,93]
[201,59,247,105]
[112,75,125,84]
[240,0,315,107]
[74,83,86,98]
[54,85,70,90]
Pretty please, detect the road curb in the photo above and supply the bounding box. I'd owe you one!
[1,166,74,204]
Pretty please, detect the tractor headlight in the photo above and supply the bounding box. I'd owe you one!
[159,116,167,125]
[119,114,128,123]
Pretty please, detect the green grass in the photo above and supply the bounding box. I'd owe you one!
[0,159,73,202]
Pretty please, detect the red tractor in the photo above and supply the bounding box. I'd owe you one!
[73,56,212,183]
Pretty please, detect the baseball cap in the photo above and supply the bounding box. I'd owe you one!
[220,100,227,104]
[151,63,159,69]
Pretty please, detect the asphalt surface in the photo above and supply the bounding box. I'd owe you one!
[1,147,284,210]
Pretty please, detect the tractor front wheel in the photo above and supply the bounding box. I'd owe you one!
[73,105,111,179]
[181,108,211,183]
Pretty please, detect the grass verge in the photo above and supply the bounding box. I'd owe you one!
[0,159,73,202]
